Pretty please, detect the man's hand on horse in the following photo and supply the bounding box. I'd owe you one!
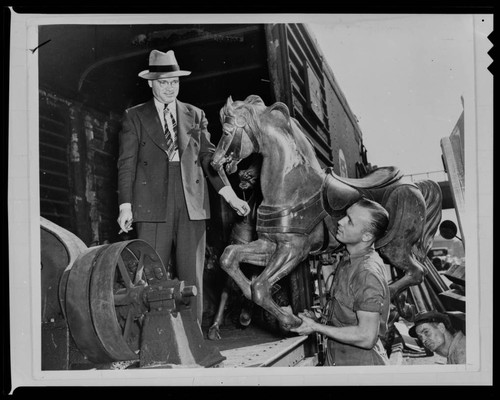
[218,185,251,216]
[230,197,250,216]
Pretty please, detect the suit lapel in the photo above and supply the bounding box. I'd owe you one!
[141,99,167,149]
[139,99,195,157]
[176,100,195,156]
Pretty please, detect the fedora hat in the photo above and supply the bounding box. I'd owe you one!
[138,50,191,80]
[408,310,453,338]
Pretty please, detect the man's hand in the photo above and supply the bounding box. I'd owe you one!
[290,310,319,336]
[218,186,250,217]
[228,197,250,217]
[117,205,134,233]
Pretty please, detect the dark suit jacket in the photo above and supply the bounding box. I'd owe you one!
[117,98,225,222]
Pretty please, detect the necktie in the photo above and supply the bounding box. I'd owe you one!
[163,105,177,160]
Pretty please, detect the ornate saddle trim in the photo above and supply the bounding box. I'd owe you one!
[257,190,328,234]
[258,190,322,220]
[257,171,357,235]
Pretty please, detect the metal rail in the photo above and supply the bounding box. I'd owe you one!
[218,335,313,368]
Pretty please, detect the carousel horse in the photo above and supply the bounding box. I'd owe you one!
[211,95,442,330]
[208,155,294,341]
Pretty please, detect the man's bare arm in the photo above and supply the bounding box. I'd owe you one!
[291,310,380,349]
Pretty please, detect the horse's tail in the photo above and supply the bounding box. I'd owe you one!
[413,179,443,260]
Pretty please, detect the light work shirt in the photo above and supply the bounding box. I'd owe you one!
[324,248,390,366]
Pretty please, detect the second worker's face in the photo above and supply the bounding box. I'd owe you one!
[149,78,180,104]
[415,322,446,352]
[336,203,372,245]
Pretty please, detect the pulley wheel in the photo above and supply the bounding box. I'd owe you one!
[64,240,167,364]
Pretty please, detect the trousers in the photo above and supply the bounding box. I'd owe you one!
[136,162,206,324]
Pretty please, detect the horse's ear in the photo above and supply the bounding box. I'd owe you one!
[225,96,234,115]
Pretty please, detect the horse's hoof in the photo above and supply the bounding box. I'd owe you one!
[278,319,301,334]
[288,316,302,329]
[207,326,222,341]
[278,306,302,332]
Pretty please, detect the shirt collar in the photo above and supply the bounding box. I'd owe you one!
[346,246,375,260]
[154,98,176,114]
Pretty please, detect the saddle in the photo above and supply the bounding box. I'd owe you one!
[322,166,403,217]
[318,167,403,253]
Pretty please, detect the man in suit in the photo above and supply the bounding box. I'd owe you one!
[117,49,249,324]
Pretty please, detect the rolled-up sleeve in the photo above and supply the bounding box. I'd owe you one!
[352,268,387,314]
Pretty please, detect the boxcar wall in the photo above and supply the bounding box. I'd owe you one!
[38,23,371,329]
[39,88,122,246]
[265,24,369,177]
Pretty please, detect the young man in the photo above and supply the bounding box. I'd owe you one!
[117,49,249,324]
[409,310,466,364]
[291,198,391,366]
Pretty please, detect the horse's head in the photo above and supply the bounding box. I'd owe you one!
[211,95,266,175]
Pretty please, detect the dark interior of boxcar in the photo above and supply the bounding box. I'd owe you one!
[39,24,273,238]
[38,24,280,330]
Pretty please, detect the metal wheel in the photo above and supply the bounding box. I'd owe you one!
[64,240,167,364]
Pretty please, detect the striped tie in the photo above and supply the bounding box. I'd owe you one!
[163,105,177,160]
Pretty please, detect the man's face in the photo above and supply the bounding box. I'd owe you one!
[415,322,446,352]
[149,78,180,104]
[336,203,373,245]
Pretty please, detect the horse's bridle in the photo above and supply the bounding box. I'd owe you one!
[223,114,260,160]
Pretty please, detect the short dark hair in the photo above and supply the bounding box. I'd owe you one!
[355,198,389,241]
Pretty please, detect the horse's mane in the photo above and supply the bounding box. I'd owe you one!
[264,102,320,166]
